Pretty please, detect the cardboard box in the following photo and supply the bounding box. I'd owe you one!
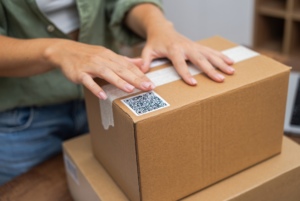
[63,135,300,201]
[84,36,290,201]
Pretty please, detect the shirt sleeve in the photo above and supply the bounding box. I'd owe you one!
[0,2,7,35]
[106,0,163,46]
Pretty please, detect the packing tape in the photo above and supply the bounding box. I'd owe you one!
[100,46,259,129]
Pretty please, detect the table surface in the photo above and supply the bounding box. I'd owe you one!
[0,135,300,201]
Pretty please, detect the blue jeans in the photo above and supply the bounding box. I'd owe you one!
[0,100,89,185]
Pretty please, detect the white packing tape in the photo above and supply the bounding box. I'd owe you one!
[150,58,169,68]
[222,46,259,63]
[99,46,260,129]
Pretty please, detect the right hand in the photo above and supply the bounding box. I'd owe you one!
[44,39,155,99]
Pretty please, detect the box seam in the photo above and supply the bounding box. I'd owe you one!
[134,123,143,201]
[115,103,143,201]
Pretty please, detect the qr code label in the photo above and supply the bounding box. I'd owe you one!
[121,91,169,116]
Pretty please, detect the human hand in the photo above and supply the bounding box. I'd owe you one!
[141,25,235,86]
[44,40,155,99]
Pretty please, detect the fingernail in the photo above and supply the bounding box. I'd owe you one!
[228,67,235,73]
[227,57,234,64]
[98,92,107,100]
[141,82,155,90]
[124,83,135,92]
[190,78,197,85]
[217,74,225,81]
[150,82,156,89]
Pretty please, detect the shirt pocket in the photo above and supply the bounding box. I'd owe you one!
[0,107,34,133]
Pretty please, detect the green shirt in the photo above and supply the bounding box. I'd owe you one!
[0,0,162,112]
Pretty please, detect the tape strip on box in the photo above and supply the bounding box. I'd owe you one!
[99,46,259,129]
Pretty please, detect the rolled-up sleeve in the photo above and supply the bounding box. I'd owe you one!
[0,3,7,35]
[107,0,163,46]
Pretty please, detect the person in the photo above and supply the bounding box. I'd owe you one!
[0,0,235,185]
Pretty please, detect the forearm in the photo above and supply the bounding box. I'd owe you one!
[0,35,57,77]
[125,3,173,39]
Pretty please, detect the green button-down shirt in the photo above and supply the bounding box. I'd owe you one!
[0,0,162,111]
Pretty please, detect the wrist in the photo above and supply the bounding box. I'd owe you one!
[42,38,67,69]
[126,3,173,38]
[146,19,174,38]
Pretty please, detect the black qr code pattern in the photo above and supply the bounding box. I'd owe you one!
[122,92,169,116]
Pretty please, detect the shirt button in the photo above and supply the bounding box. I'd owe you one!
[47,25,55,32]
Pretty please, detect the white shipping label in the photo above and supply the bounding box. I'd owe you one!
[64,154,80,185]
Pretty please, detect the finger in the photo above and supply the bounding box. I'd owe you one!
[206,54,235,75]
[141,47,155,73]
[168,50,197,86]
[211,49,234,65]
[121,62,156,91]
[221,54,234,65]
[101,61,155,91]
[99,49,144,78]
[111,55,153,85]
[80,73,107,100]
[123,56,143,68]
[203,46,234,65]
[106,55,155,90]
[188,53,225,83]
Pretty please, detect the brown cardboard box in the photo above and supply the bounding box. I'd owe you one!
[63,135,300,201]
[84,36,290,201]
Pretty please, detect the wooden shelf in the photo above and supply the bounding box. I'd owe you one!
[290,21,300,57]
[258,3,286,18]
[260,41,283,53]
[260,0,287,11]
[254,14,285,53]
[294,0,300,13]
[294,13,300,21]
[254,0,300,59]
[293,6,300,21]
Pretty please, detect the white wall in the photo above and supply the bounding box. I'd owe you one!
[163,0,255,46]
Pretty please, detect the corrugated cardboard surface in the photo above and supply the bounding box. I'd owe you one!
[85,68,145,201]
[63,135,300,201]
[85,92,140,201]
[84,36,290,201]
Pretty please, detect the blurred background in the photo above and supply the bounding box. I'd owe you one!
[163,0,254,46]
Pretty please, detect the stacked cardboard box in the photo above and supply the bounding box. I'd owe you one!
[63,134,300,201]
[81,36,290,201]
